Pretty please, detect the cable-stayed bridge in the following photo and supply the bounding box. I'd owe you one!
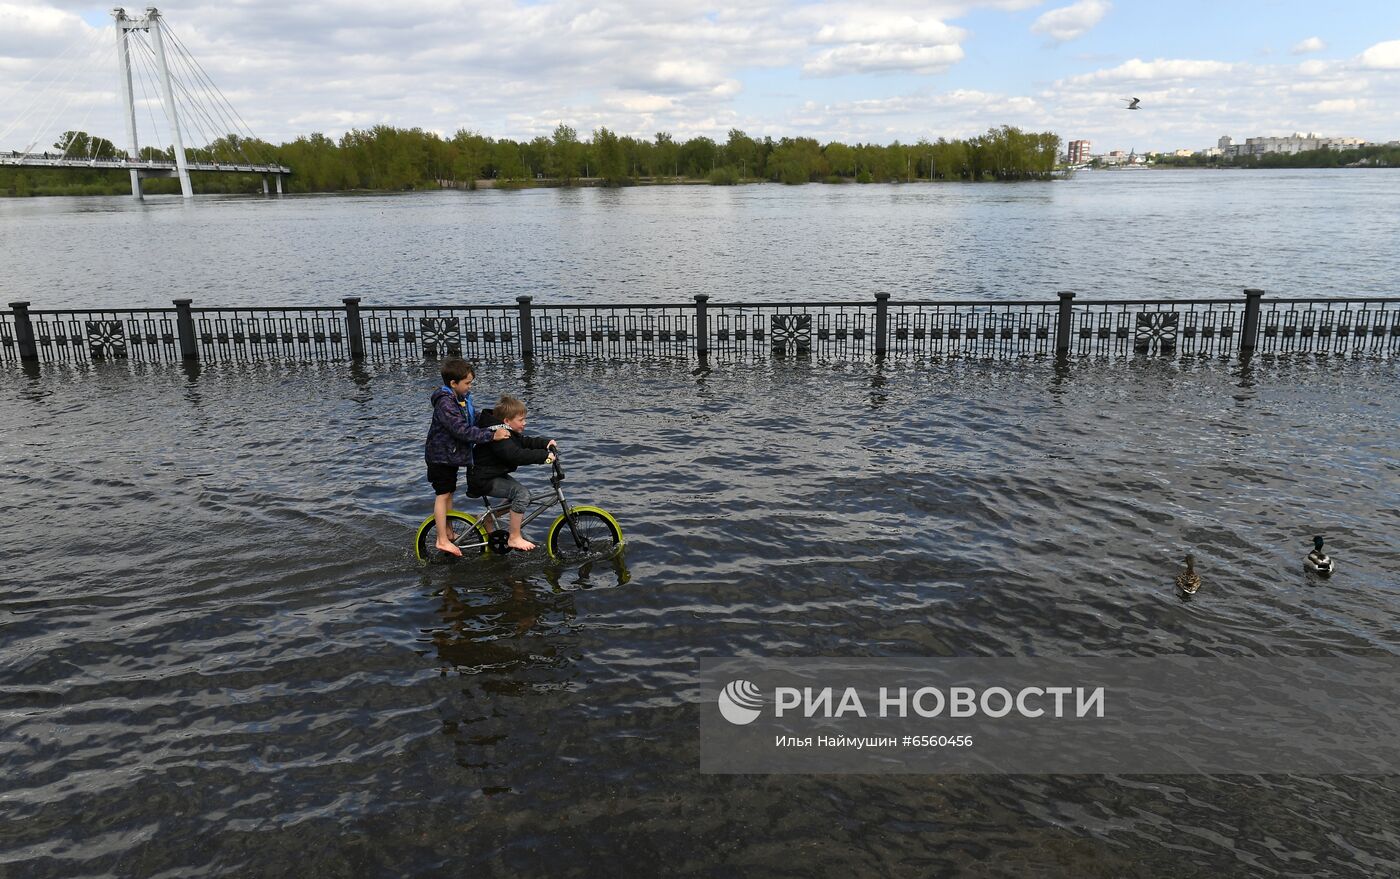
[0,7,289,198]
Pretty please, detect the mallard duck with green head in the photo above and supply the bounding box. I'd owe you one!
[1305,536,1334,576]
[1176,554,1201,594]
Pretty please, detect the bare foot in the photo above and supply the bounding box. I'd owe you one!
[507,536,536,551]
[434,539,463,557]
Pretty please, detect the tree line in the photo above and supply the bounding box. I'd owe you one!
[1150,144,1400,169]
[1,124,1060,196]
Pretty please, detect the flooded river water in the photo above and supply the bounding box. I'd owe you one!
[2,354,1397,876]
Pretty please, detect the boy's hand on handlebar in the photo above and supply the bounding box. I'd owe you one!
[546,452,556,464]
[547,439,558,449]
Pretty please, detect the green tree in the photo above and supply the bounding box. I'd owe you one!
[767,137,824,184]
[549,123,581,181]
[678,136,718,177]
[725,129,761,179]
[54,131,118,158]
[450,130,492,185]
[592,126,629,185]
[652,132,679,178]
[823,141,856,179]
[492,139,529,181]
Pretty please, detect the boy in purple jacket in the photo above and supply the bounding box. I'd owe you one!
[425,359,509,557]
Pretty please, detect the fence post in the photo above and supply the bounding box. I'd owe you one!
[694,294,709,360]
[173,298,198,362]
[874,292,890,358]
[1240,288,1264,357]
[516,295,534,359]
[9,301,38,362]
[1055,291,1075,357]
[343,296,365,360]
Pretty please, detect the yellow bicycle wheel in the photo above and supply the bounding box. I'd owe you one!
[415,511,489,563]
[546,506,623,560]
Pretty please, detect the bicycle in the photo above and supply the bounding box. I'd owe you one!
[414,453,623,563]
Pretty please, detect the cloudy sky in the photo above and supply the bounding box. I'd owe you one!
[2,0,1399,154]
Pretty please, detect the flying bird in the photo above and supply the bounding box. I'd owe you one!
[1124,97,1141,110]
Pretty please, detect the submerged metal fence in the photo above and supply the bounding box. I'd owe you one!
[3,291,1398,366]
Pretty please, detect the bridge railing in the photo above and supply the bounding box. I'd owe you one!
[4,292,1398,367]
[0,153,291,173]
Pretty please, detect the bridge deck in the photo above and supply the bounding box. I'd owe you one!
[0,154,290,174]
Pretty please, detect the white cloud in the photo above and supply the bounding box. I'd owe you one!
[804,10,967,76]
[1065,58,1234,84]
[814,18,965,46]
[1291,36,1326,55]
[1031,0,1111,44]
[1358,40,1400,70]
[806,43,965,76]
[1312,98,1369,114]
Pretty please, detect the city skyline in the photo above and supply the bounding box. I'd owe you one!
[1,1,1399,152]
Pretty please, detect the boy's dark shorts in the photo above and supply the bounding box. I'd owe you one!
[427,463,458,496]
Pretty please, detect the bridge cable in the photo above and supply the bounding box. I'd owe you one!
[157,39,240,162]
[163,24,262,160]
[134,28,248,168]
[22,25,108,154]
[0,23,105,147]
[164,24,274,164]
[14,25,109,154]
[137,31,200,163]
[54,34,115,161]
[129,31,173,161]
[162,32,258,165]
[164,55,233,163]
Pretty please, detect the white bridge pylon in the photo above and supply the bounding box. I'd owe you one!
[114,8,191,198]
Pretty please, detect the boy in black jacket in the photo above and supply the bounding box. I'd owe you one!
[469,395,556,551]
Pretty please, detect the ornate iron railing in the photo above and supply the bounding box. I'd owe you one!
[706,301,873,360]
[1069,299,1244,358]
[4,292,1397,367]
[360,305,518,361]
[191,306,349,361]
[1256,298,1400,357]
[2,307,179,363]
[888,301,1059,358]
[0,310,16,363]
[530,304,694,360]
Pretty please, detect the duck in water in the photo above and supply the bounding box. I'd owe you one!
[1176,554,1201,594]
[1305,536,1335,576]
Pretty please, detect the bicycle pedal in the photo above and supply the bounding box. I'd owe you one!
[488,530,513,554]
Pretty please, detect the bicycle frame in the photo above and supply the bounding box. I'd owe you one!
[455,458,582,551]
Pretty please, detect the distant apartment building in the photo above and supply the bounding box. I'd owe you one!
[1248,133,1366,154]
[1216,132,1366,156]
[1067,140,1091,164]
